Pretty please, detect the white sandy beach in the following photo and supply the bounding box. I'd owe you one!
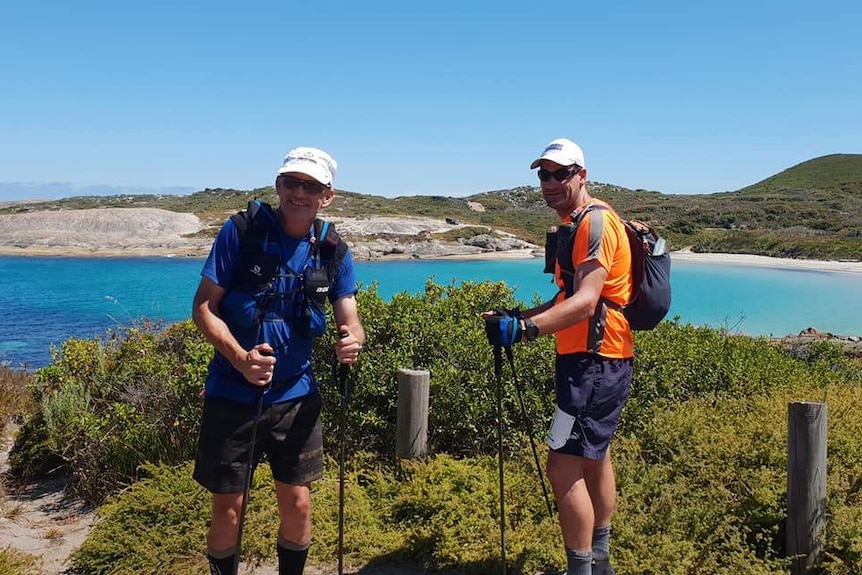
[669,249,862,275]
[395,247,862,274]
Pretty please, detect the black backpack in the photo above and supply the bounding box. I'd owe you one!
[545,203,671,331]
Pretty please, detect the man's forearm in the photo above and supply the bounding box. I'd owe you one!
[527,291,598,338]
[522,297,557,319]
[193,306,247,368]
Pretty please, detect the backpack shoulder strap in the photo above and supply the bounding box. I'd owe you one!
[230,199,273,240]
[311,218,348,275]
[559,202,611,268]
[575,201,615,223]
[225,200,280,292]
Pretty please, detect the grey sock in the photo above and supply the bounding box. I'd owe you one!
[566,548,592,575]
[592,524,611,560]
[277,536,310,551]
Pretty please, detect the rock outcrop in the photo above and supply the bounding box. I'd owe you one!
[0,208,210,256]
[0,209,541,260]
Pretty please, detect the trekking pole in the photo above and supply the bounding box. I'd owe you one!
[504,347,554,519]
[233,378,267,575]
[493,342,507,575]
[233,312,271,575]
[334,331,351,575]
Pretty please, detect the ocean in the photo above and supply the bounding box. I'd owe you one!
[1,255,861,369]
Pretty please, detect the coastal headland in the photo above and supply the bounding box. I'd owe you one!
[0,207,541,260]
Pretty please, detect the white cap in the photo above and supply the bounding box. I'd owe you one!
[277,147,338,186]
[529,138,585,169]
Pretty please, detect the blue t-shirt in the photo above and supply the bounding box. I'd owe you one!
[201,209,357,405]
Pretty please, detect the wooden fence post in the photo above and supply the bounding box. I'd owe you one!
[787,401,827,575]
[396,368,430,459]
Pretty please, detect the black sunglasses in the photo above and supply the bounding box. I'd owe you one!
[277,175,328,195]
[537,165,580,183]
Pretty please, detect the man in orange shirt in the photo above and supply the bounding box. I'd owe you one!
[485,138,632,575]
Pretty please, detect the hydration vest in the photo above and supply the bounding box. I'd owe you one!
[229,200,348,325]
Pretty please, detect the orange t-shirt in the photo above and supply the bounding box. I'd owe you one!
[553,200,634,358]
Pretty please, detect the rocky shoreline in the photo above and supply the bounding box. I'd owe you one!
[777,327,862,359]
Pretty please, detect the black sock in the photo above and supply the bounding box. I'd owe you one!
[277,537,310,575]
[207,552,236,575]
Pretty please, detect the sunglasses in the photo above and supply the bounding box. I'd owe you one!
[277,175,328,195]
[537,165,580,183]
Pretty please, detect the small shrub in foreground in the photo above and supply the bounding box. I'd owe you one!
[0,547,40,575]
[0,365,36,428]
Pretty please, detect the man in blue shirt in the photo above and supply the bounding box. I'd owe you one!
[192,146,365,575]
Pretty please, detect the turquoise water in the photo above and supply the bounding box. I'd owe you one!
[1,255,861,368]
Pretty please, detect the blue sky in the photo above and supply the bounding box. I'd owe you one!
[1,1,860,201]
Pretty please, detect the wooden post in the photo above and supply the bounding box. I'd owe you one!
[396,368,430,459]
[787,401,827,575]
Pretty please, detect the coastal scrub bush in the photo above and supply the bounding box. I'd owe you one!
[613,381,862,574]
[625,320,818,434]
[70,462,213,575]
[9,320,211,503]
[313,280,557,459]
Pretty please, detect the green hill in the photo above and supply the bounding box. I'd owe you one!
[740,153,862,192]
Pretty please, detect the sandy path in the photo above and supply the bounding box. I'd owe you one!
[0,425,95,574]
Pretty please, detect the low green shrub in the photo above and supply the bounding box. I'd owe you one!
[72,378,862,575]
[626,321,822,434]
[72,452,562,575]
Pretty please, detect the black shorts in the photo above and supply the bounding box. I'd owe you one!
[193,392,324,494]
[551,353,633,460]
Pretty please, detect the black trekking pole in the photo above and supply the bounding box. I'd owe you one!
[504,347,554,519]
[233,311,271,575]
[233,381,267,575]
[493,342,507,575]
[334,331,351,575]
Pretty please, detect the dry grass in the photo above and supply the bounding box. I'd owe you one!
[43,526,63,540]
[2,502,24,520]
[0,366,36,428]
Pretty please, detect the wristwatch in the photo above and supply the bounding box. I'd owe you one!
[520,317,540,342]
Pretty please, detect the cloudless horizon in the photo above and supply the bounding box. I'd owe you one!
[2,1,860,201]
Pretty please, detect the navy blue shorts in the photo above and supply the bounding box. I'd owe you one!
[193,392,323,494]
[551,353,633,460]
